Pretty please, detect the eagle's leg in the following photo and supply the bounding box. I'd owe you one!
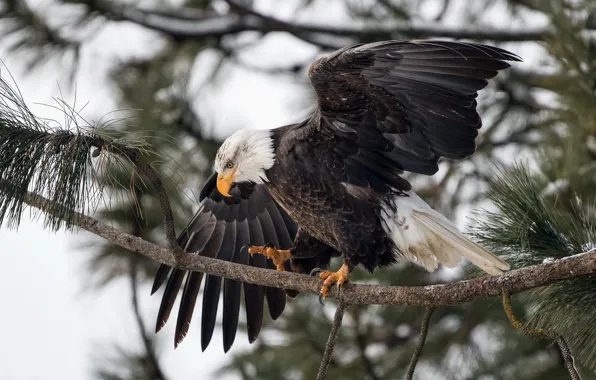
[247,243,292,271]
[312,262,351,301]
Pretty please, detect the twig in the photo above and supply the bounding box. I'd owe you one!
[405,308,434,380]
[502,291,582,380]
[556,337,582,380]
[502,290,550,339]
[123,190,169,380]
[16,189,596,308]
[353,309,381,380]
[316,300,348,380]
[105,143,182,254]
[130,261,169,380]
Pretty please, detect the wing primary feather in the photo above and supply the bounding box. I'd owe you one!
[151,264,172,295]
[155,269,185,333]
[258,208,280,248]
[222,218,248,352]
[165,209,219,343]
[266,286,286,321]
[222,279,242,352]
[244,217,266,343]
[199,172,218,201]
[245,255,266,343]
[174,271,204,347]
[200,273,222,351]
[265,202,294,249]
[201,220,236,351]
[169,211,224,348]
[257,208,287,319]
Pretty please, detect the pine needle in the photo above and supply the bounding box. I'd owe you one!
[0,68,161,232]
[471,163,596,372]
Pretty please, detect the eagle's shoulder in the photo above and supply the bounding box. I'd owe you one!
[272,119,318,157]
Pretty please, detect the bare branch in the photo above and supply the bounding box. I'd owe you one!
[405,308,434,380]
[502,291,583,380]
[0,0,82,72]
[316,300,347,380]
[126,194,169,380]
[83,1,561,50]
[353,309,381,380]
[502,290,550,339]
[18,189,596,308]
[556,337,583,380]
[129,262,169,380]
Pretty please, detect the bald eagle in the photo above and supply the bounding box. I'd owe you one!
[152,40,520,352]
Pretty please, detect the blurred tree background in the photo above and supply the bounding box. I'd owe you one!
[1,0,596,379]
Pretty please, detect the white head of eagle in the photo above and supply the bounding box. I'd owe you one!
[214,128,276,196]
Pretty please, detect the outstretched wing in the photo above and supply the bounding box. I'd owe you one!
[151,172,298,352]
[305,40,521,193]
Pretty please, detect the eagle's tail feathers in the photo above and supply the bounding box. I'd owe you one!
[412,210,509,275]
[387,193,509,275]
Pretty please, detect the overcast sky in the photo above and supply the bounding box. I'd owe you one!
[0,1,547,379]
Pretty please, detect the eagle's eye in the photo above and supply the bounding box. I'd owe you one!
[225,161,234,169]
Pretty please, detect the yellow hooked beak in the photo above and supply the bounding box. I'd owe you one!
[217,169,236,197]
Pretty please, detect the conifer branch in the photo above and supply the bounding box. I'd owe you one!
[556,337,583,380]
[0,72,182,253]
[502,291,582,380]
[405,308,434,380]
[316,300,348,380]
[502,291,549,339]
[99,144,182,254]
[13,187,596,308]
[82,0,562,50]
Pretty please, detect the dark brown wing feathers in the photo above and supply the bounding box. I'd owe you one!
[151,172,298,352]
[306,40,521,190]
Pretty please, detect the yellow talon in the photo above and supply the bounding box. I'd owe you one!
[248,245,292,271]
[319,263,350,298]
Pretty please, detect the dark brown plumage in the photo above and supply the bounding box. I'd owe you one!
[151,40,520,352]
[151,174,297,352]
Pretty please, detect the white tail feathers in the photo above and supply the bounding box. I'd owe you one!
[383,192,510,275]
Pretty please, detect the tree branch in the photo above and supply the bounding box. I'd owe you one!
[19,189,596,308]
[353,309,381,380]
[0,0,82,71]
[502,291,583,380]
[502,290,549,339]
[556,337,583,380]
[316,300,347,380]
[129,261,169,380]
[121,190,170,380]
[102,144,181,253]
[84,1,561,49]
[405,308,434,380]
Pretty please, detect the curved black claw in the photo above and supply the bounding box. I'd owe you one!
[241,244,252,252]
[318,293,326,306]
[263,242,274,249]
[309,268,326,306]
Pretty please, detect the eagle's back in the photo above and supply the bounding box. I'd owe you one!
[266,122,397,271]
